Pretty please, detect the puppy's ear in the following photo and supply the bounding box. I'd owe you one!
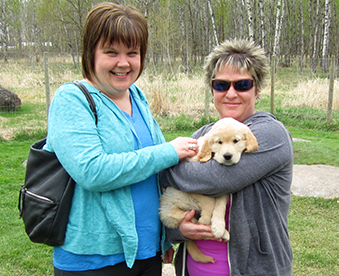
[197,136,213,162]
[244,129,259,152]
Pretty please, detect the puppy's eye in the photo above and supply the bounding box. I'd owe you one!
[218,141,223,144]
[233,135,242,144]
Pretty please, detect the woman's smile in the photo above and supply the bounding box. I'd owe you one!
[89,41,141,99]
[213,67,257,122]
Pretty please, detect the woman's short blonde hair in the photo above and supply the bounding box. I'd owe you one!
[204,39,269,93]
[82,2,148,82]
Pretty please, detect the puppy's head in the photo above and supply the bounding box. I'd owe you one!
[197,118,258,165]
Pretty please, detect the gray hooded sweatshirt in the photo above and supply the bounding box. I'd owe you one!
[160,111,293,276]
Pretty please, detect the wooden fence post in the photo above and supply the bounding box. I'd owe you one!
[43,52,50,117]
[326,56,335,124]
[271,56,276,115]
[204,84,210,122]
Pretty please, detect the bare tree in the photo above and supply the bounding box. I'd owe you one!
[1,0,21,62]
[258,0,265,49]
[4,0,339,76]
[299,0,305,71]
[207,0,219,45]
[322,0,331,73]
[273,0,285,58]
[310,0,321,73]
[245,0,254,42]
[0,0,8,62]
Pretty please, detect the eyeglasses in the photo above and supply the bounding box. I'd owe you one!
[211,79,254,92]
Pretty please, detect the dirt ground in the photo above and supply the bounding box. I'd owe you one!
[161,163,339,276]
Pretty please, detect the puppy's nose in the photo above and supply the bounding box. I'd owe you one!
[223,153,233,161]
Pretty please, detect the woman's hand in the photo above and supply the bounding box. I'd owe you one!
[179,210,221,241]
[169,137,198,161]
[162,246,175,264]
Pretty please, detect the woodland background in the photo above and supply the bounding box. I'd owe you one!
[1,0,339,73]
[1,2,339,274]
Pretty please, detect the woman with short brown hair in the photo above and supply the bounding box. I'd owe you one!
[45,3,198,275]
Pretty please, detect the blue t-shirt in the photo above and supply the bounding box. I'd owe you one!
[53,94,161,271]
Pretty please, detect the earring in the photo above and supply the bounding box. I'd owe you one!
[255,97,260,105]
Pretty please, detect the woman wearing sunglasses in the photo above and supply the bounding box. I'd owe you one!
[160,39,293,276]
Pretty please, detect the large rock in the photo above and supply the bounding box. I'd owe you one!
[0,85,21,111]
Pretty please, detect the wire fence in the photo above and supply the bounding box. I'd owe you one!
[0,52,338,139]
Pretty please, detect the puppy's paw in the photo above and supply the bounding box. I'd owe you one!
[191,254,215,264]
[211,220,226,239]
[222,230,230,241]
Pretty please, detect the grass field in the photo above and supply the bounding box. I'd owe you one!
[0,57,339,275]
[1,127,339,275]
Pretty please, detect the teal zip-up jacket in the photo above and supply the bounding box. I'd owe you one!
[44,81,177,268]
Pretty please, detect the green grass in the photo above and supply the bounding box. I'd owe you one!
[0,102,48,141]
[1,99,339,275]
[157,114,218,133]
[256,94,339,132]
[289,197,339,275]
[0,140,53,276]
[289,127,339,166]
[1,60,339,274]
[0,125,339,275]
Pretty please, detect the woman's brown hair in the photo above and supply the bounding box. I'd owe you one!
[204,39,269,94]
[82,2,148,82]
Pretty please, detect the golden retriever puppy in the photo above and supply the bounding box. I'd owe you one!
[191,117,258,164]
[159,117,258,263]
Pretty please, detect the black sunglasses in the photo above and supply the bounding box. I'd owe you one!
[211,79,254,92]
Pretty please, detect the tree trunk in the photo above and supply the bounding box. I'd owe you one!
[312,0,320,73]
[245,0,254,42]
[308,0,314,62]
[0,0,8,62]
[259,0,265,49]
[300,0,305,71]
[207,0,219,45]
[322,0,331,73]
[273,0,285,60]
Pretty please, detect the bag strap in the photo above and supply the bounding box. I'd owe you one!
[73,82,98,124]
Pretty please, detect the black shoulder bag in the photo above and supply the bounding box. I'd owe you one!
[18,82,97,246]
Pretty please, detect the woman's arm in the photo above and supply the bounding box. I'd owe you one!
[46,83,180,192]
[159,116,293,197]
